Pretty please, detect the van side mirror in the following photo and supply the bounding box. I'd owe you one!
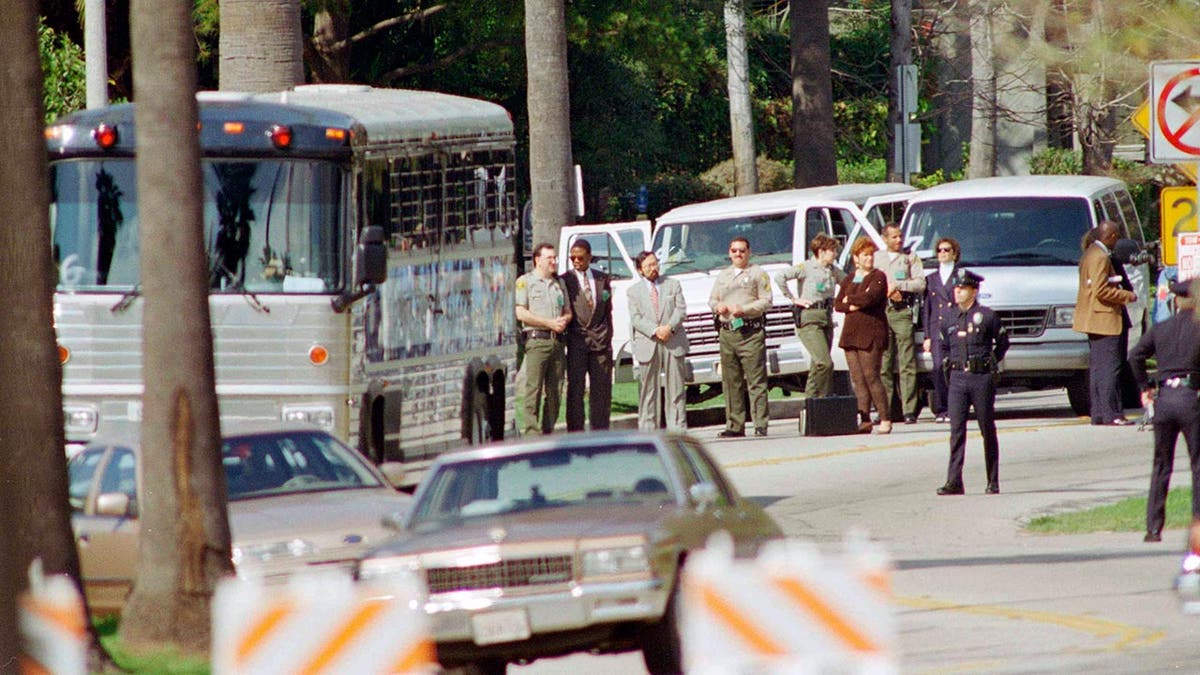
[96,492,132,517]
[332,226,388,312]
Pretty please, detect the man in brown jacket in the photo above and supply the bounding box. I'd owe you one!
[1073,220,1137,425]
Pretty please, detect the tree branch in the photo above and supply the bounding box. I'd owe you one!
[382,39,518,83]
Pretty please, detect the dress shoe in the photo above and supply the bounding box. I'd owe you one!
[754,427,768,437]
[937,483,965,496]
[985,483,1000,494]
[904,414,918,425]
[934,414,949,423]
[857,422,873,434]
[1144,531,1162,543]
[873,421,892,435]
[1107,418,1134,426]
[717,429,745,438]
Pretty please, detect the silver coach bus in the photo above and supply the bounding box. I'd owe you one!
[46,85,520,480]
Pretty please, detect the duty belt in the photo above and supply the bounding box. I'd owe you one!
[888,292,917,310]
[804,298,833,310]
[525,329,560,341]
[944,356,995,374]
[719,318,765,332]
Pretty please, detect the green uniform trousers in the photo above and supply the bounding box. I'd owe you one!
[719,327,769,432]
[882,306,918,417]
[797,308,834,398]
[521,337,565,435]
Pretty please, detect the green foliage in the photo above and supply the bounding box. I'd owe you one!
[700,157,793,197]
[837,158,886,184]
[39,18,86,123]
[1029,147,1083,175]
[95,615,211,674]
[1026,487,1193,534]
[643,172,724,221]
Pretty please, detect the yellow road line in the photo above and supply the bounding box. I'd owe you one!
[896,595,1165,652]
[726,420,1088,469]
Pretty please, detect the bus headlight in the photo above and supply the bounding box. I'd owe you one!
[281,405,335,430]
[63,405,99,435]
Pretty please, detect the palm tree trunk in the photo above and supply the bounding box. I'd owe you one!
[525,0,576,249]
[726,0,758,195]
[219,0,304,91]
[790,0,838,187]
[120,0,231,655]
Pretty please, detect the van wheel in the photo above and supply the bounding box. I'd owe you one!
[1066,374,1089,416]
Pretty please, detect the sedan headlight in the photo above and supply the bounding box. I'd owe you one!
[357,555,422,582]
[582,545,649,578]
[1049,305,1074,328]
[232,538,317,566]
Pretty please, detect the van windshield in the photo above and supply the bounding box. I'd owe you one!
[653,212,794,274]
[904,197,1090,267]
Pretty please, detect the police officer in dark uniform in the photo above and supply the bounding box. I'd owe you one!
[937,269,1010,495]
[1129,279,1200,543]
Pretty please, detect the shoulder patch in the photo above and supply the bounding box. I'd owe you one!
[516,277,527,290]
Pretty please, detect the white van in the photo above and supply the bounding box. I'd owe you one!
[561,185,919,392]
[899,175,1151,415]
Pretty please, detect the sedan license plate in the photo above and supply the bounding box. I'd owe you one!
[471,609,531,645]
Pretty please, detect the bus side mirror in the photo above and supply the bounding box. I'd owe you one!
[332,226,388,313]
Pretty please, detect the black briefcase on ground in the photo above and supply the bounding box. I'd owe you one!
[800,395,860,436]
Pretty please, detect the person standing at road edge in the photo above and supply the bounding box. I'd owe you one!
[1129,279,1200,543]
[923,237,962,423]
[875,223,926,424]
[561,240,614,432]
[709,236,772,437]
[937,269,1009,495]
[628,251,690,431]
[515,243,571,435]
[1073,220,1137,426]
[774,233,845,398]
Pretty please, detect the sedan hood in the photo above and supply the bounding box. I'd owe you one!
[230,488,411,550]
[374,502,687,555]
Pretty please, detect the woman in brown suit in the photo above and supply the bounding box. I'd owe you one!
[836,236,892,434]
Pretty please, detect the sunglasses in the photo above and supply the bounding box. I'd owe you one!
[937,247,953,253]
[729,248,748,253]
[568,255,587,261]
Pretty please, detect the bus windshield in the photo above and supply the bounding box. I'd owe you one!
[50,158,344,293]
[904,197,1090,267]
[653,212,795,274]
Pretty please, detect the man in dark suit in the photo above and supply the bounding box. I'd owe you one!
[561,240,614,431]
[1073,220,1137,426]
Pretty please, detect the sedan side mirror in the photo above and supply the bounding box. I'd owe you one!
[96,492,132,517]
[381,510,406,533]
[689,482,719,510]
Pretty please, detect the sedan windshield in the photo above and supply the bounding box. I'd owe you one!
[50,158,343,293]
[904,197,1090,267]
[221,432,383,499]
[653,212,794,274]
[411,443,674,526]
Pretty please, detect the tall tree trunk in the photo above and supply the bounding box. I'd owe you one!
[219,0,304,92]
[0,0,78,662]
[725,0,758,195]
[1079,104,1116,175]
[967,0,997,178]
[525,0,576,249]
[790,0,838,187]
[311,7,350,83]
[121,0,231,655]
[887,0,913,182]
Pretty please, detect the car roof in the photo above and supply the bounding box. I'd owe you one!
[82,420,332,452]
[428,430,692,467]
[907,175,1126,204]
[656,183,916,223]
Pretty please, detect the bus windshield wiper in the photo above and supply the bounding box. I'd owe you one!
[110,285,141,313]
[231,284,271,314]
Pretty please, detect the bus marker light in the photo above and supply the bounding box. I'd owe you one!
[92,124,118,149]
[269,124,293,149]
[224,122,245,134]
[325,128,347,142]
[58,344,70,364]
[309,344,329,366]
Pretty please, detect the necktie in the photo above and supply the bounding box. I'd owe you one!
[581,272,594,309]
[650,282,659,318]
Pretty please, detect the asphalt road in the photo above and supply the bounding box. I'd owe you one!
[514,389,1200,674]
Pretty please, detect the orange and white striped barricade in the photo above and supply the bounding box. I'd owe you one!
[19,559,87,675]
[212,570,436,675]
[680,532,895,674]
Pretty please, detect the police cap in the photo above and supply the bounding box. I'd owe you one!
[953,269,985,288]
[1171,279,1193,298]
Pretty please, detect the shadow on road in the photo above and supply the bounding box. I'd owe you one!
[896,548,1177,571]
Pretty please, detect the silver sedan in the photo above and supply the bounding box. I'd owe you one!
[357,430,782,674]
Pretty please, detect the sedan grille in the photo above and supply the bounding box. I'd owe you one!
[997,309,1047,337]
[426,555,574,594]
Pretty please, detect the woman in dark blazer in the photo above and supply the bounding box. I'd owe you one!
[836,236,892,434]
[922,237,961,423]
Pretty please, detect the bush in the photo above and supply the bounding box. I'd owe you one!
[700,156,793,196]
[643,172,725,220]
[837,158,886,184]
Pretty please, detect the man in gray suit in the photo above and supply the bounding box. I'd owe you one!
[628,251,690,431]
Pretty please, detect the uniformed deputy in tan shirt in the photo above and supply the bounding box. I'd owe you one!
[874,224,926,423]
[515,243,571,435]
[709,235,773,437]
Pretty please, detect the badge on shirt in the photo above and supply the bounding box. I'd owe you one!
[895,270,906,280]
[972,312,983,325]
[731,317,744,329]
